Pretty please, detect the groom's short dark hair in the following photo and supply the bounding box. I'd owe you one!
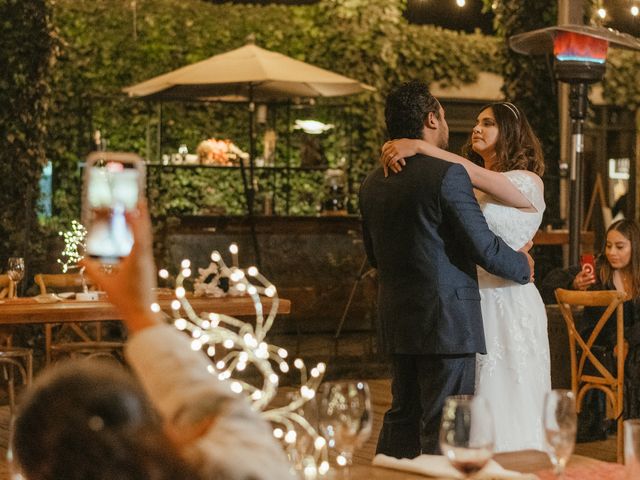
[385,80,441,140]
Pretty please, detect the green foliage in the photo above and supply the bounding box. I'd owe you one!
[0,0,56,270]
[603,50,640,111]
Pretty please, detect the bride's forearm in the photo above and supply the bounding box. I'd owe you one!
[416,142,535,209]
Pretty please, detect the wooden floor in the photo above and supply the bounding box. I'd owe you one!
[0,378,616,479]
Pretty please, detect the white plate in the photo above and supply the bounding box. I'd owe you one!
[58,292,75,299]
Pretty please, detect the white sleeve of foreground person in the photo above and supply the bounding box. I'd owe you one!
[125,324,294,480]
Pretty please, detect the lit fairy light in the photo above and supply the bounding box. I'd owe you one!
[57,220,87,273]
[159,269,169,279]
[456,0,465,7]
[597,7,606,19]
[632,5,639,16]
[162,243,327,472]
[150,303,161,313]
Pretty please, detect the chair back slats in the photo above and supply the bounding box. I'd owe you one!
[34,273,88,294]
[0,274,15,299]
[554,288,626,463]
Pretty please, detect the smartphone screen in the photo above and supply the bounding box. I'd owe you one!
[580,253,595,275]
[83,155,144,263]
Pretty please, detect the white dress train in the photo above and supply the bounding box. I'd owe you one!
[475,170,551,452]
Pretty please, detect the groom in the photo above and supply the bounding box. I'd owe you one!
[359,80,533,458]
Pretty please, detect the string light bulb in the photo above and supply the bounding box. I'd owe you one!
[57,220,87,273]
[632,5,639,16]
[456,0,465,7]
[597,7,607,19]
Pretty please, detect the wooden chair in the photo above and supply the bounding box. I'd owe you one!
[555,288,626,462]
[34,273,124,364]
[0,275,32,416]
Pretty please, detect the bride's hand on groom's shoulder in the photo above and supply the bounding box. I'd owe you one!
[380,140,411,177]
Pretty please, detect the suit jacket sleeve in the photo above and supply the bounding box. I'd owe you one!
[441,164,530,285]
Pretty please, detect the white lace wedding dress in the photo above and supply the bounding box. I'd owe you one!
[475,170,551,452]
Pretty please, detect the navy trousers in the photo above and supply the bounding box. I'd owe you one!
[375,353,476,458]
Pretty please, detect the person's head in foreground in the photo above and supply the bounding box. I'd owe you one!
[12,359,197,480]
[462,101,544,176]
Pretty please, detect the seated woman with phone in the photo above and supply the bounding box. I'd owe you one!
[542,219,640,440]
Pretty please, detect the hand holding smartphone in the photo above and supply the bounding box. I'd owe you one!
[82,152,145,264]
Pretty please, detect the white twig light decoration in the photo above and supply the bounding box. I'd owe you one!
[57,220,87,272]
[163,246,330,476]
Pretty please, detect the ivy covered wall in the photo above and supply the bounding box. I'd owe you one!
[46,0,502,220]
[0,0,57,279]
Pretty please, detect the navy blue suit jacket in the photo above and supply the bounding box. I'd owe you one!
[359,155,531,355]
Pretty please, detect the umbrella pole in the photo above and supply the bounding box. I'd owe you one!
[245,86,261,268]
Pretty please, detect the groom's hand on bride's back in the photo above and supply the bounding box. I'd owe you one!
[518,243,535,282]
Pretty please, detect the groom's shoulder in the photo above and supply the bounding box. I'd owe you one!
[410,153,456,177]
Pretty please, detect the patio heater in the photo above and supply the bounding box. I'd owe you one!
[510,25,640,265]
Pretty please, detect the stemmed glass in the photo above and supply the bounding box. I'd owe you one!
[7,257,25,298]
[318,380,372,470]
[439,395,494,479]
[543,389,577,478]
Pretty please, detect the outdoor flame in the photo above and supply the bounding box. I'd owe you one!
[554,31,609,64]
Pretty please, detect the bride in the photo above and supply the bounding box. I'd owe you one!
[381,101,551,452]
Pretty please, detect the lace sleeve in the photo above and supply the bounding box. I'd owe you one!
[504,170,546,213]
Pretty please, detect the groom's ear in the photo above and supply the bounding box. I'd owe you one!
[424,111,439,130]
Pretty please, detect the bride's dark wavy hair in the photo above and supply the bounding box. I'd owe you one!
[461,102,545,176]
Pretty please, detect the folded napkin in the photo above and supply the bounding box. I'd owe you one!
[33,293,63,303]
[373,454,539,479]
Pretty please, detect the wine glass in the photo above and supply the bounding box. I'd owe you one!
[7,257,24,298]
[439,395,494,479]
[543,389,577,478]
[318,380,372,469]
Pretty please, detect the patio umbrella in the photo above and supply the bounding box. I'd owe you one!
[123,43,374,102]
[123,42,374,266]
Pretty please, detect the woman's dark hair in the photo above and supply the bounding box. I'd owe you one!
[385,80,441,140]
[13,359,199,480]
[461,102,545,176]
[598,219,640,298]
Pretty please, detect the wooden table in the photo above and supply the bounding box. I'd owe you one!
[0,295,291,325]
[346,451,617,479]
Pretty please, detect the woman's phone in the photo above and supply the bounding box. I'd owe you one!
[580,253,595,275]
[82,152,146,264]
